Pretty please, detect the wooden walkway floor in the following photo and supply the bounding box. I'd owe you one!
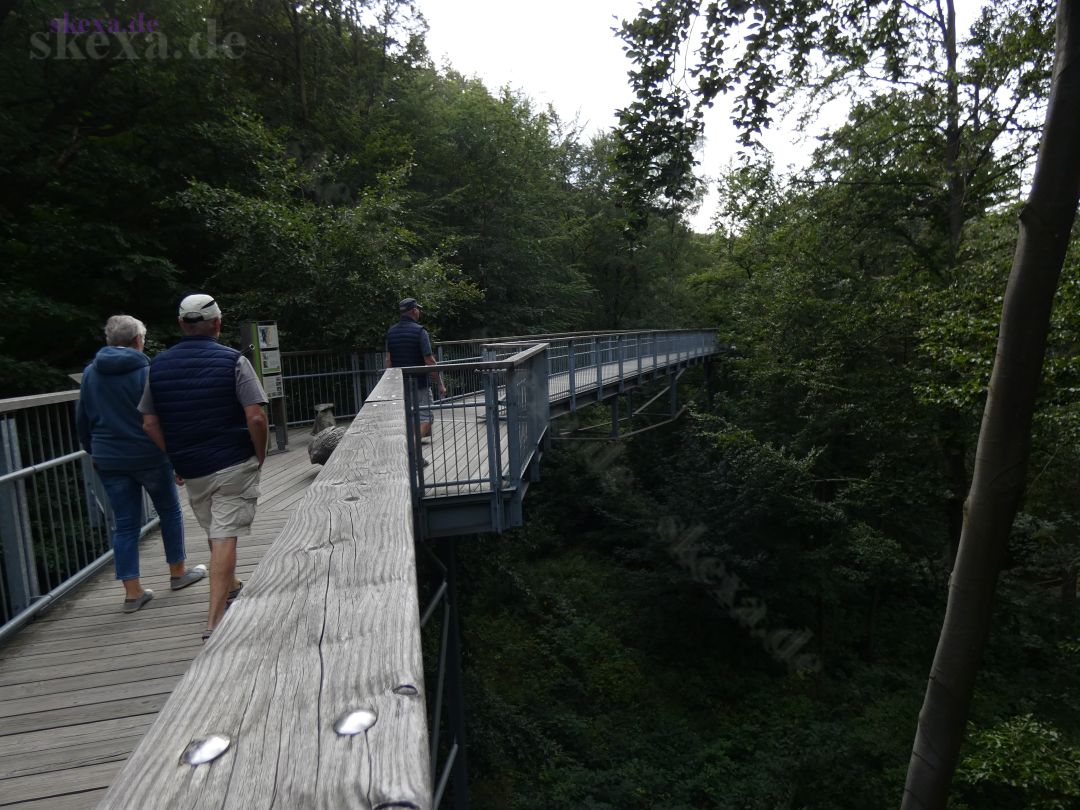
[0,430,321,810]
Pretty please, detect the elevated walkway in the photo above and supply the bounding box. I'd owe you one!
[0,329,718,809]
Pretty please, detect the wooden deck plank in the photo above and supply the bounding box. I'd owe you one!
[3,791,109,810]
[1,695,168,738]
[0,717,152,759]
[0,660,192,702]
[0,735,138,781]
[1,763,119,807]
[0,675,189,720]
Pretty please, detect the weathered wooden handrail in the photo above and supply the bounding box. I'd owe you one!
[97,369,431,809]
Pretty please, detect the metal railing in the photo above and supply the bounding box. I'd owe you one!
[402,342,550,516]
[401,329,716,536]
[273,349,383,428]
[0,392,159,643]
[273,331,715,429]
[0,348,382,641]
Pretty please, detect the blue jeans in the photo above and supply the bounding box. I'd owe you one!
[98,461,185,581]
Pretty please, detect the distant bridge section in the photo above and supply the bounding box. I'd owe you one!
[401,329,717,538]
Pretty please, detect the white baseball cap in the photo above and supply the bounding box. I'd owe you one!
[178,294,222,322]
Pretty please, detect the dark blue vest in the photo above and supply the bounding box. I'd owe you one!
[386,317,427,367]
[149,336,252,478]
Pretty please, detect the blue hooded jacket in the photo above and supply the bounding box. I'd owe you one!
[77,346,169,471]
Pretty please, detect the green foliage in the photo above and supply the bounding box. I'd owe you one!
[0,0,709,395]
[616,0,1053,220]
[955,715,1080,808]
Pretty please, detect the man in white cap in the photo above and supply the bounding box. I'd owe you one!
[139,293,268,641]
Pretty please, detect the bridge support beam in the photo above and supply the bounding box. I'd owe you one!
[438,535,470,810]
[610,395,621,439]
[669,370,679,417]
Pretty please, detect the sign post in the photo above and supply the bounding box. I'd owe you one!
[241,321,287,452]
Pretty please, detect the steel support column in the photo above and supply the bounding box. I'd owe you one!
[440,536,470,810]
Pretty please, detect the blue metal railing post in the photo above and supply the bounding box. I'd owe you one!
[0,417,38,615]
[532,349,550,451]
[617,334,625,393]
[505,369,522,491]
[653,331,659,380]
[593,337,601,401]
[482,369,504,532]
[403,373,425,534]
[349,352,364,413]
[567,339,576,412]
[636,333,642,381]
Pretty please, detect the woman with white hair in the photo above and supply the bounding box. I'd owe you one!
[77,315,205,612]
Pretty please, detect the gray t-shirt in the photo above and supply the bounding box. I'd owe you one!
[139,355,268,414]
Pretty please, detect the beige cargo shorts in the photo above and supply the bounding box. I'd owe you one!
[184,457,261,538]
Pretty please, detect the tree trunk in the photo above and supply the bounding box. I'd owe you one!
[943,442,967,570]
[902,2,1080,806]
[283,1,309,124]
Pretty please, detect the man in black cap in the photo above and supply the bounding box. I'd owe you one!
[385,298,445,446]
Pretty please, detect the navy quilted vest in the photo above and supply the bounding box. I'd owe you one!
[149,336,252,478]
[386,317,426,367]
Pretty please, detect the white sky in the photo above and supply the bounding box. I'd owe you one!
[416,0,990,232]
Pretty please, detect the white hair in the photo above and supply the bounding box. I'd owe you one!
[104,315,146,347]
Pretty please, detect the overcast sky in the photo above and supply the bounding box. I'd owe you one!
[416,0,990,232]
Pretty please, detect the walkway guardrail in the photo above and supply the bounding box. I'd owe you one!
[273,331,715,429]
[401,329,716,537]
[401,342,550,534]
[0,392,158,644]
[274,349,382,428]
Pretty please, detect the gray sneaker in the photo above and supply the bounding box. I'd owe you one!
[170,564,207,591]
[122,590,154,613]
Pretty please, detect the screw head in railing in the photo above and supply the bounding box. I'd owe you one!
[334,707,377,736]
[180,734,231,766]
[392,683,419,697]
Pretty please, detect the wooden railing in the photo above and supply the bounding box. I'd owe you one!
[97,369,431,809]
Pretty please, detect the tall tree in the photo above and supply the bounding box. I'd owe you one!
[903,0,1080,804]
[617,0,1054,265]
